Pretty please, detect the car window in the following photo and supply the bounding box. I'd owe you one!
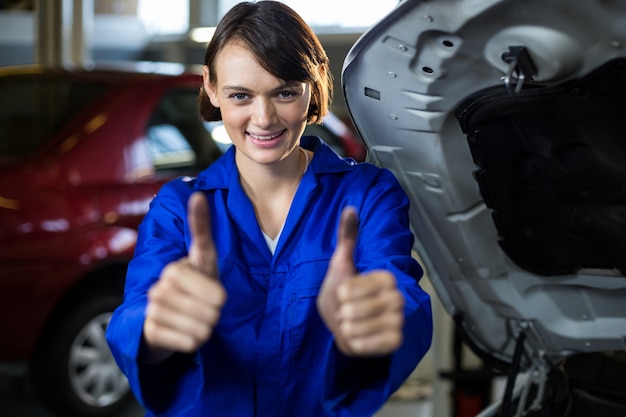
[146,88,223,176]
[0,75,106,163]
[147,123,197,169]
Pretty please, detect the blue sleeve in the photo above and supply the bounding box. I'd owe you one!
[322,168,434,416]
[105,178,206,415]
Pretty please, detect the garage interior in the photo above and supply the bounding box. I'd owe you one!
[0,1,496,416]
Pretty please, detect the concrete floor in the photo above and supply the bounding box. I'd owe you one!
[0,363,140,417]
[376,399,432,417]
[0,364,432,417]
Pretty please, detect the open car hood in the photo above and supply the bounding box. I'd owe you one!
[342,0,626,397]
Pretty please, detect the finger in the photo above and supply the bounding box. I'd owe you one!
[187,192,219,278]
[339,306,404,339]
[145,300,217,344]
[338,206,358,254]
[148,268,226,325]
[143,318,204,353]
[346,329,404,357]
[317,207,360,339]
[330,206,358,273]
[337,270,396,302]
[338,288,404,322]
[159,261,227,309]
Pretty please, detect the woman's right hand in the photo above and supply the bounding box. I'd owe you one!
[142,192,227,363]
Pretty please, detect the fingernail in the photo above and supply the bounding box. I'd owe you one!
[343,210,358,240]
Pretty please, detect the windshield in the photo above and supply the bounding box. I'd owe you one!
[0,75,106,163]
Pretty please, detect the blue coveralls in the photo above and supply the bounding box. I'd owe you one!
[106,136,433,417]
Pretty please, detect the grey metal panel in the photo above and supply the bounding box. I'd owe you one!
[343,0,626,367]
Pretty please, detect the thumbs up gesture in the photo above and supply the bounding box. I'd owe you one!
[317,207,405,357]
[142,192,227,362]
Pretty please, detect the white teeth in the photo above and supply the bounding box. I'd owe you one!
[249,131,283,141]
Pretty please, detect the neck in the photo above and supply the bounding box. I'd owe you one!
[238,147,310,239]
[238,147,308,199]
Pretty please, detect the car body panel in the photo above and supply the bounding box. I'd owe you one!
[0,66,203,360]
[342,0,626,374]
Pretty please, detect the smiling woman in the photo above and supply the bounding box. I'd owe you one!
[105,2,432,417]
[203,43,312,170]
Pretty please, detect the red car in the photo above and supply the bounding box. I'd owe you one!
[0,63,365,416]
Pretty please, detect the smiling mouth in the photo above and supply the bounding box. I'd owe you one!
[248,130,286,141]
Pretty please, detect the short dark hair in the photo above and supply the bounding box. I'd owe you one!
[197,1,333,124]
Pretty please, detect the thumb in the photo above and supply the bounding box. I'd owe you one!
[187,192,219,279]
[317,206,359,337]
[329,206,358,276]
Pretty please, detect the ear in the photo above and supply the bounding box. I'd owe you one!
[202,65,220,108]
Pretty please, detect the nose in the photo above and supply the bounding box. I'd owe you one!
[251,98,277,128]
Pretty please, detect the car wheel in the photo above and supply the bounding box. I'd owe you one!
[30,288,133,417]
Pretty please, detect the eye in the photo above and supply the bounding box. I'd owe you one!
[230,92,248,100]
[278,90,295,98]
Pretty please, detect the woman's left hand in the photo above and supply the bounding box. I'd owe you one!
[317,207,405,357]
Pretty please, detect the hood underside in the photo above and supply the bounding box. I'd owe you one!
[342,0,626,369]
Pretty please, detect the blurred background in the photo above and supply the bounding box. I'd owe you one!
[0,0,403,123]
[0,1,498,417]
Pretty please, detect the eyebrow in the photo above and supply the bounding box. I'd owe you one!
[222,81,303,93]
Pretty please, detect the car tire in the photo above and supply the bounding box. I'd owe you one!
[30,286,134,417]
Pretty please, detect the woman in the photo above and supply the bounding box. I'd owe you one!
[106,2,433,416]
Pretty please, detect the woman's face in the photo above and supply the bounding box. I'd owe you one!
[203,41,311,169]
